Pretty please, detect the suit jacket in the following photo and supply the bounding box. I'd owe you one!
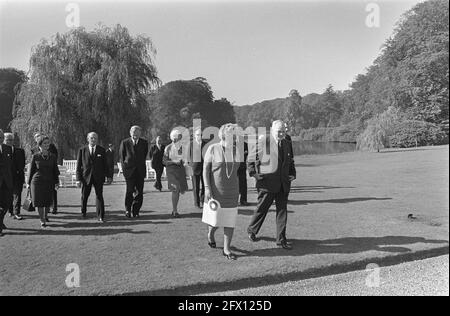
[149,144,165,170]
[12,147,26,185]
[0,144,14,190]
[247,137,296,193]
[119,137,149,179]
[76,145,109,184]
[190,140,207,175]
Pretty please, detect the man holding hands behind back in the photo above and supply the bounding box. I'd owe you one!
[76,132,111,222]
[119,126,149,218]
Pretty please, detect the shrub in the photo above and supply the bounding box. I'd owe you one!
[389,120,448,148]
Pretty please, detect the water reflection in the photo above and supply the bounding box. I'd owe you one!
[292,141,356,155]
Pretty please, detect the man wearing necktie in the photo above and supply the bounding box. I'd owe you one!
[247,120,296,250]
[76,132,111,221]
[119,126,149,218]
[3,133,25,221]
[0,130,14,237]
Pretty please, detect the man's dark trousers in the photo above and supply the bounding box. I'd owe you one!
[81,179,105,219]
[125,170,144,216]
[192,174,205,208]
[238,168,247,204]
[247,188,288,244]
[11,182,23,216]
[154,167,164,191]
[0,182,13,231]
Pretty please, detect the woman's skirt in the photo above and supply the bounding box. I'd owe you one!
[202,206,238,228]
[166,165,188,193]
[31,180,54,207]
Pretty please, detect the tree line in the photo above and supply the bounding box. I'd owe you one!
[236,0,449,149]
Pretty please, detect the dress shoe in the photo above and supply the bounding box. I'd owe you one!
[277,241,292,250]
[40,222,47,228]
[223,251,237,260]
[248,233,257,242]
[208,241,217,248]
[52,209,58,215]
[14,215,23,220]
[81,213,87,219]
[125,212,131,218]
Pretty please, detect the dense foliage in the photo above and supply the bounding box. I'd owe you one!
[235,0,449,149]
[0,68,27,130]
[11,25,160,160]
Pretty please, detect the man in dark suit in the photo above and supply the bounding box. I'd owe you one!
[32,132,59,214]
[190,128,206,208]
[119,125,149,218]
[76,132,111,222]
[149,136,165,192]
[0,130,14,237]
[105,144,115,184]
[247,120,296,250]
[4,133,25,220]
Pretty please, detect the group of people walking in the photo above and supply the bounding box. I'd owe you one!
[1,120,296,261]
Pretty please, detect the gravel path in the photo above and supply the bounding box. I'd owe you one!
[202,255,449,296]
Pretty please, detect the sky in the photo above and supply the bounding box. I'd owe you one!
[0,0,424,105]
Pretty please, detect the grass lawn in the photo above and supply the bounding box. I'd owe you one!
[0,145,448,296]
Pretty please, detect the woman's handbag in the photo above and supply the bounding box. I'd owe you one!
[22,189,34,212]
[202,199,222,227]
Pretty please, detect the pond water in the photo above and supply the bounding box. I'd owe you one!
[292,140,356,156]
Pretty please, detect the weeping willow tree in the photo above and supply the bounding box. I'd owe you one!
[356,106,400,152]
[12,24,160,160]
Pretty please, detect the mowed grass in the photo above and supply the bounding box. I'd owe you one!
[0,146,448,296]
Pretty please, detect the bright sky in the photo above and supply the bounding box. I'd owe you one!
[0,0,423,105]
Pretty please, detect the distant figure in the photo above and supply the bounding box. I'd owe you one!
[202,123,240,260]
[119,126,149,218]
[27,136,60,228]
[163,129,188,218]
[76,132,111,222]
[0,129,14,237]
[105,144,115,184]
[149,136,165,192]
[190,128,206,209]
[4,133,25,220]
[247,120,296,250]
[32,133,59,214]
[237,141,249,206]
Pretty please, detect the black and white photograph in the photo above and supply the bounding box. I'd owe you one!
[0,0,448,299]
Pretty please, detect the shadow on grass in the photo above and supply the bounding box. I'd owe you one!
[241,236,448,258]
[121,236,449,296]
[289,197,392,205]
[4,227,151,236]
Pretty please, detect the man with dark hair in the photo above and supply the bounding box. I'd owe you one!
[0,130,14,237]
[3,133,25,220]
[105,144,115,184]
[149,136,165,192]
[190,128,206,208]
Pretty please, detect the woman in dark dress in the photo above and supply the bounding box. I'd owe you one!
[27,136,60,228]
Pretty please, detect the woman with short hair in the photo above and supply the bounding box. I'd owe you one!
[27,136,60,228]
[163,129,189,218]
[203,123,240,260]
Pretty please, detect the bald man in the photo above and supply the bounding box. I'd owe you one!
[76,132,111,222]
